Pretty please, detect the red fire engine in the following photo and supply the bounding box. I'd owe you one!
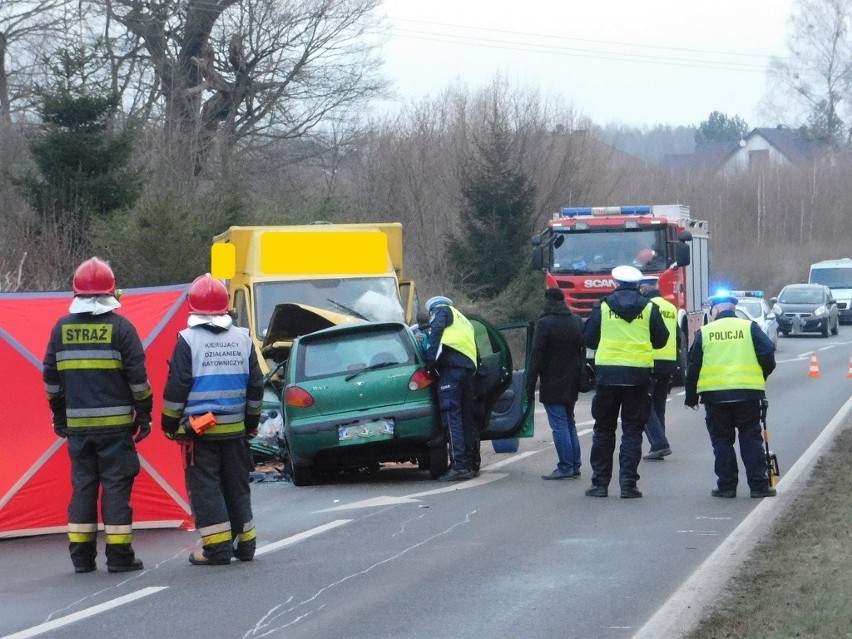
[532,204,711,368]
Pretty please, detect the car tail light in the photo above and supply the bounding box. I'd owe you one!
[286,386,314,408]
[408,368,433,391]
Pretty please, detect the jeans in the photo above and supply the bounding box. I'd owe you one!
[645,373,671,452]
[704,401,769,492]
[543,403,581,474]
[589,384,650,487]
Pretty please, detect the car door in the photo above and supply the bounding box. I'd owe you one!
[468,316,535,440]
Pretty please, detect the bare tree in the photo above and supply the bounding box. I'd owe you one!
[766,0,852,142]
[0,0,72,124]
[102,0,387,178]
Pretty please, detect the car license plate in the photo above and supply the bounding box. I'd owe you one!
[338,419,395,445]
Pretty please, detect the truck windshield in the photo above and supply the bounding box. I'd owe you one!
[254,277,405,338]
[550,228,668,274]
[810,268,851,289]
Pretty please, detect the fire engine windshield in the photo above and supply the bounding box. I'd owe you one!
[254,277,405,338]
[550,228,668,274]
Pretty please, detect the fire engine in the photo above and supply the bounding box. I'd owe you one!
[532,204,711,374]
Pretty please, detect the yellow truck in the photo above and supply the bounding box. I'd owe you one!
[211,222,418,374]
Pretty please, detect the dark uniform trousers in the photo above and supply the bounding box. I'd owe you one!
[186,438,254,562]
[436,366,480,472]
[67,433,140,568]
[704,401,769,492]
[589,385,651,488]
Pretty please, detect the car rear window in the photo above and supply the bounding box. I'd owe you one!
[298,326,416,380]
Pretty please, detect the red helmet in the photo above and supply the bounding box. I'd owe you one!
[188,274,230,314]
[72,257,116,296]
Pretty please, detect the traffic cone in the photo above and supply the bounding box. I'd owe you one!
[807,352,821,378]
[847,355,852,379]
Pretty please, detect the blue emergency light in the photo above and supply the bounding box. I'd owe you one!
[560,205,652,217]
[730,290,764,298]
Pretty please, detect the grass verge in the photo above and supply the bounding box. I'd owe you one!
[686,416,852,639]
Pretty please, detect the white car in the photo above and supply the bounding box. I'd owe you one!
[732,291,778,346]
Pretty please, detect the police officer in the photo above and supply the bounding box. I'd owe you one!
[639,278,682,461]
[685,292,777,498]
[43,257,152,574]
[425,296,479,481]
[161,274,264,565]
[582,265,669,498]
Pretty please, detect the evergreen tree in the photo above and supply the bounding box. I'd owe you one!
[15,44,142,255]
[447,104,537,300]
[695,111,749,144]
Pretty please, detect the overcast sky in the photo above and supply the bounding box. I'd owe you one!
[378,0,795,128]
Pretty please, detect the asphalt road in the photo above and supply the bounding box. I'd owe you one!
[2,332,851,639]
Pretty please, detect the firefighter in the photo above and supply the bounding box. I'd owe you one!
[639,278,682,461]
[582,265,669,498]
[685,292,777,498]
[161,274,264,565]
[425,296,479,481]
[43,257,152,574]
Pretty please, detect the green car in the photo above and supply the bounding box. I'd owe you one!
[275,311,533,486]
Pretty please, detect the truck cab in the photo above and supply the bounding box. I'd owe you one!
[211,223,419,374]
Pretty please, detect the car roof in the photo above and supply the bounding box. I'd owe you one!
[296,320,410,344]
[781,283,825,291]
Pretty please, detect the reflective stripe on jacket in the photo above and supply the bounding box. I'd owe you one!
[696,317,765,393]
[595,300,653,369]
[650,296,678,362]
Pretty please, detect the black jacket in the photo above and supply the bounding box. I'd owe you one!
[583,284,669,386]
[526,300,584,405]
[684,309,776,405]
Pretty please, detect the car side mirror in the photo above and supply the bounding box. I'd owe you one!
[769,297,777,304]
[674,242,690,267]
[766,313,776,320]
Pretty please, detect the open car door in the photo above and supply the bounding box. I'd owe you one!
[468,317,534,440]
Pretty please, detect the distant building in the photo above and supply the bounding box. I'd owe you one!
[661,126,824,178]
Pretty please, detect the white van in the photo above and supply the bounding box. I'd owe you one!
[809,259,852,324]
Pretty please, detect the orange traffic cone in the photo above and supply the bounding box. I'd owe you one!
[847,355,852,379]
[807,352,821,378]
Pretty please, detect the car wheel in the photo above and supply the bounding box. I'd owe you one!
[779,330,788,337]
[291,463,315,487]
[831,318,839,336]
[821,320,830,338]
[428,443,449,480]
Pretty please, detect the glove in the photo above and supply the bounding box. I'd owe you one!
[134,421,151,443]
[53,423,68,438]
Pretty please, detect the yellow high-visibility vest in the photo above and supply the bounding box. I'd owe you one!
[595,301,653,368]
[697,317,765,392]
[438,306,478,368]
[650,296,678,362]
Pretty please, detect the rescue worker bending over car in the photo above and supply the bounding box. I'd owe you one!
[161,274,264,565]
[425,296,480,482]
[43,257,152,574]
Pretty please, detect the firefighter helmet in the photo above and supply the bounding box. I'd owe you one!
[72,257,116,296]
[188,274,230,314]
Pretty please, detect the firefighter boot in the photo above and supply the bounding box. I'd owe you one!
[189,540,233,566]
[70,540,97,573]
[234,539,256,562]
[106,543,144,573]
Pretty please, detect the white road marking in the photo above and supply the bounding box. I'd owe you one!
[255,520,352,556]
[2,587,167,639]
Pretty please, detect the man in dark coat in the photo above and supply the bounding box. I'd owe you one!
[526,288,586,479]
